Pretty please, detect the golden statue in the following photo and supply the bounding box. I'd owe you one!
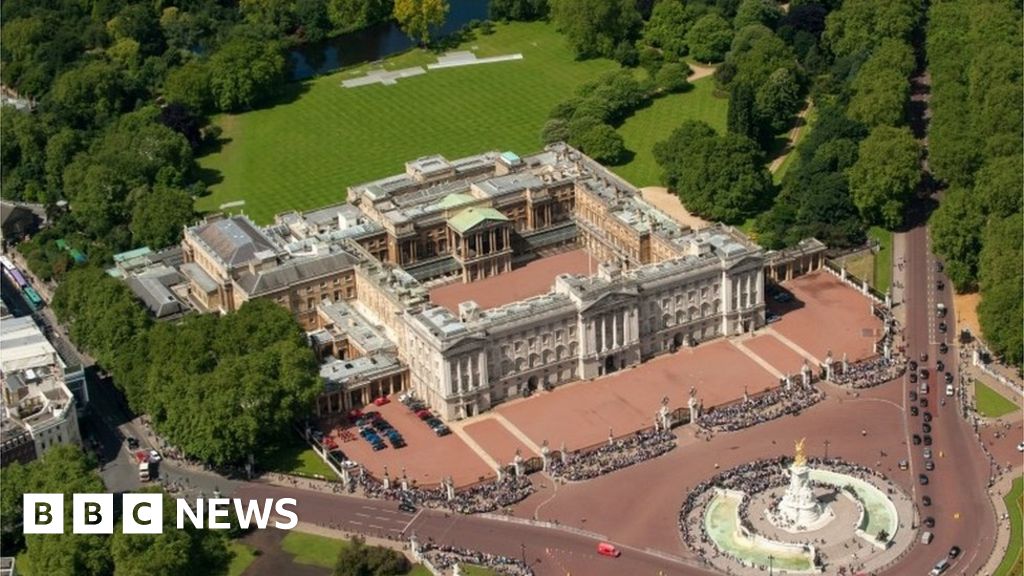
[794,437,807,467]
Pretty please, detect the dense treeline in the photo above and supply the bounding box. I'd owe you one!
[926,0,1022,366]
[52,267,322,466]
[0,446,232,576]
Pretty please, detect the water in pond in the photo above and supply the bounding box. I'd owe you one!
[289,0,490,80]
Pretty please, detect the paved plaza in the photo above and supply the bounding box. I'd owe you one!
[428,249,592,313]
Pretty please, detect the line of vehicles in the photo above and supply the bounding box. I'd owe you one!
[399,393,450,437]
[0,255,43,309]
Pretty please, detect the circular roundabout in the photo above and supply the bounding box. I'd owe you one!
[680,443,917,575]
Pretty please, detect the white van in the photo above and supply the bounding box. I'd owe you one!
[945,384,955,396]
[929,558,950,575]
[920,382,929,394]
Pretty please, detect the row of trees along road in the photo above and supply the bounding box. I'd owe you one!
[925,0,1023,366]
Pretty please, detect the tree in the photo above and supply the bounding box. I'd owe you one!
[755,67,801,132]
[929,186,984,291]
[294,0,332,41]
[328,0,394,32]
[978,214,1023,366]
[727,81,759,141]
[734,0,782,30]
[573,123,627,164]
[393,0,450,46]
[50,60,127,128]
[654,120,773,222]
[164,60,212,113]
[655,62,691,93]
[847,39,914,127]
[643,0,699,58]
[111,491,230,576]
[823,0,921,58]
[540,118,570,143]
[489,0,549,21]
[846,125,920,229]
[130,184,195,248]
[974,155,1023,219]
[334,535,410,576]
[550,0,642,59]
[686,13,733,62]
[208,35,287,112]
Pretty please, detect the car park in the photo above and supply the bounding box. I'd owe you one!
[922,495,932,507]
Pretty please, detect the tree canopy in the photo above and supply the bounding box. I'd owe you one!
[654,120,773,223]
[393,0,449,46]
[686,13,734,63]
[846,125,920,229]
[549,0,642,59]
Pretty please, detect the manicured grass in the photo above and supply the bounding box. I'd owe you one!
[281,532,430,574]
[261,439,337,479]
[995,476,1023,576]
[975,380,1020,418]
[197,22,619,223]
[224,541,259,576]
[868,226,892,294]
[611,78,728,187]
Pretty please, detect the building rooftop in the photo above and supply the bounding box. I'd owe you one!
[448,206,509,234]
[320,354,403,394]
[191,215,280,268]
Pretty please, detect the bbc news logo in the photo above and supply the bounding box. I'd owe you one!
[24,494,298,534]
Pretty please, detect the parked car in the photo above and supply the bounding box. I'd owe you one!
[936,280,945,291]
[910,390,918,401]
[923,423,932,434]
[910,372,919,384]
[919,368,930,379]
[126,437,140,450]
[944,372,954,384]
[923,448,932,459]
[909,360,918,372]
[922,495,932,507]
[946,384,955,397]
[920,352,929,362]
[921,398,929,408]
[148,449,162,463]
[416,409,432,420]
[597,543,621,558]
[432,425,451,437]
[373,396,390,406]
[898,459,909,470]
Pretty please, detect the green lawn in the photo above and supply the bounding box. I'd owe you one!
[868,226,892,294]
[282,532,346,568]
[995,476,1024,576]
[262,439,337,479]
[975,380,1020,418]
[611,78,728,187]
[224,541,259,576]
[197,22,619,223]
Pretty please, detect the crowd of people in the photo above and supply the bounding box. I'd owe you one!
[359,472,534,514]
[696,381,824,432]
[833,355,906,389]
[547,429,676,481]
[418,543,534,576]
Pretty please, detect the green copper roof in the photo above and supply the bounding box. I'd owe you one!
[448,207,509,234]
[435,193,475,210]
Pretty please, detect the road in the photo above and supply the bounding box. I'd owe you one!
[236,483,717,576]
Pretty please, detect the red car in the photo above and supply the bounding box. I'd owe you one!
[416,409,432,420]
[373,396,390,406]
[597,542,620,558]
[348,408,363,419]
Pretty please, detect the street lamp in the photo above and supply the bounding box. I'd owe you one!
[520,542,526,565]
[769,554,775,576]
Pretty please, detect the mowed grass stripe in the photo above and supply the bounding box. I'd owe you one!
[198,22,617,223]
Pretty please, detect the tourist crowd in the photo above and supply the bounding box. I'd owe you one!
[833,355,906,389]
[359,472,534,514]
[547,429,676,481]
[696,382,824,432]
[418,543,534,576]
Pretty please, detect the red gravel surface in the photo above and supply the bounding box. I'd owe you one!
[463,418,537,466]
[429,249,592,313]
[743,334,809,375]
[323,398,494,487]
[771,271,882,361]
[497,341,777,451]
